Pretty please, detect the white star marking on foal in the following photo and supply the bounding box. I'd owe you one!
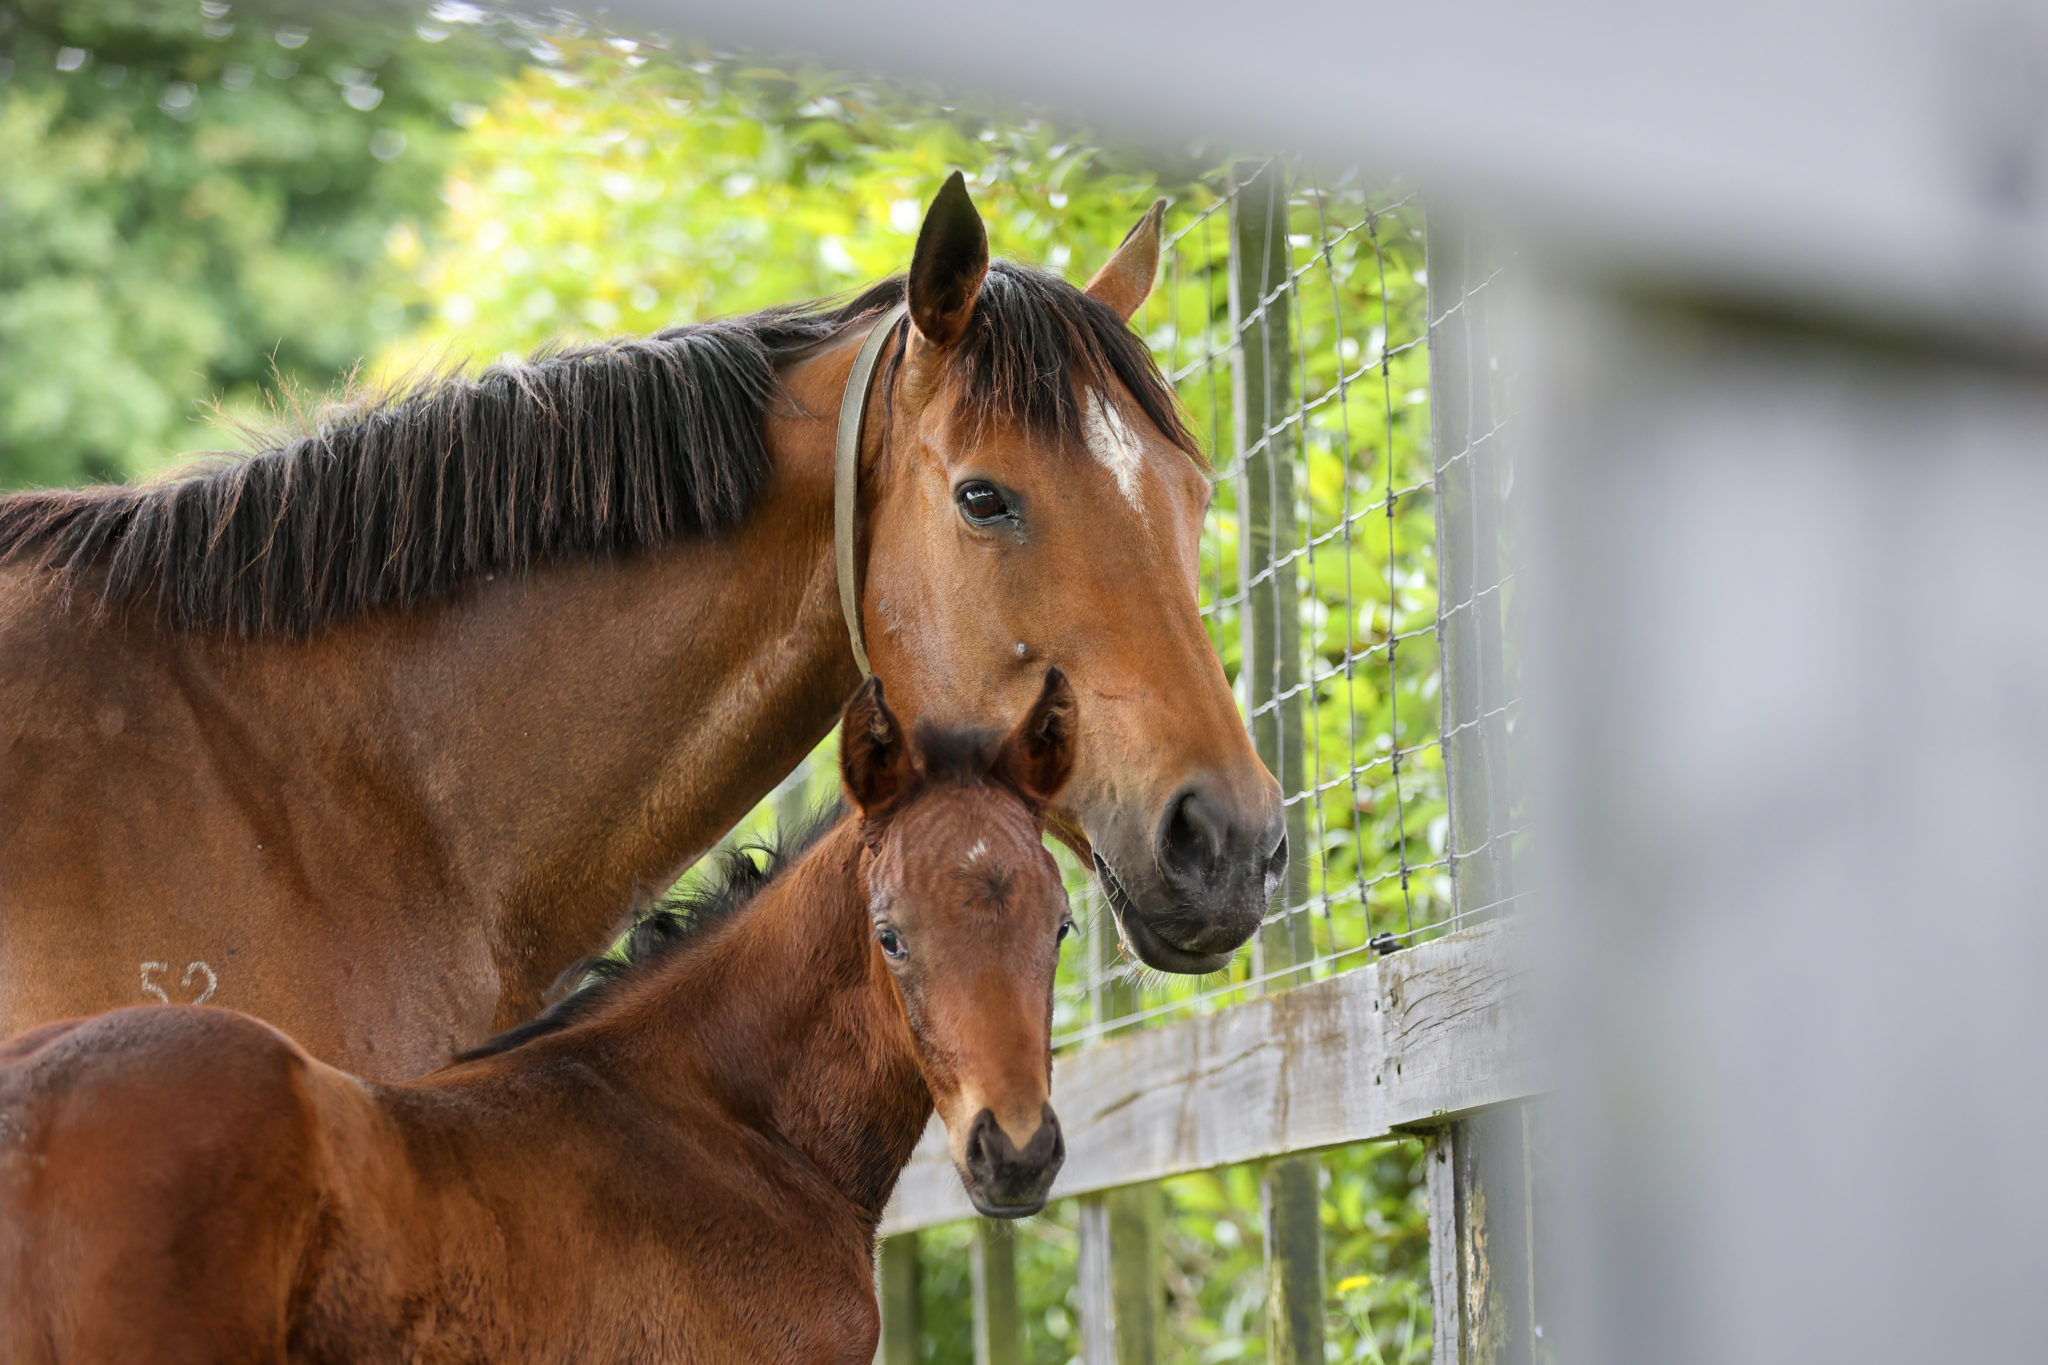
[1084,388,1145,511]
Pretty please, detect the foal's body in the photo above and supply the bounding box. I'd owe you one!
[0,839,898,1364]
[0,679,1076,1364]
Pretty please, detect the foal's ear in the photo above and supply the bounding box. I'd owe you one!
[908,171,989,348]
[841,677,915,818]
[994,668,1078,810]
[1083,199,1166,321]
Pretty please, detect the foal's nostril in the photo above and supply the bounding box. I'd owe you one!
[964,1109,1011,1184]
[965,1115,992,1171]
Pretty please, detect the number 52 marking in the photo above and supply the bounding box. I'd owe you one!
[139,961,218,1006]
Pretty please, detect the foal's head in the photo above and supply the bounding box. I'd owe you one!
[841,669,1077,1217]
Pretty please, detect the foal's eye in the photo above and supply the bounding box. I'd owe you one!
[1057,918,1074,944]
[956,481,1012,525]
[877,929,907,960]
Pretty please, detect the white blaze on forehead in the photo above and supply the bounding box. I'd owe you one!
[1084,388,1146,511]
[963,839,990,865]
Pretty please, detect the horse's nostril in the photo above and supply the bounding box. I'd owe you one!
[1157,786,1225,889]
[1165,796,1204,867]
[1264,827,1289,887]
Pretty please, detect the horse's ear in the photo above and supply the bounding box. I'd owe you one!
[907,171,989,347]
[841,677,915,818]
[1083,199,1166,321]
[994,668,1078,810]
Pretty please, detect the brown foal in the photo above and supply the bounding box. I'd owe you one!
[0,672,1077,1364]
[0,175,1283,1078]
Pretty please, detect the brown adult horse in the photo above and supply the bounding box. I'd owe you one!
[0,174,1283,1079]
[0,674,1075,1364]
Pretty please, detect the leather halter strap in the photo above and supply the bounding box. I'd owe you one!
[833,301,907,678]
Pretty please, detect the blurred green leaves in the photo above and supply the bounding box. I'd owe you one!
[913,1142,1430,1364]
[375,35,1188,373]
[0,0,512,488]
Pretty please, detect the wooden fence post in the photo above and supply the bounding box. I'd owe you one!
[876,1232,922,1365]
[972,1218,1023,1365]
[1231,159,1314,989]
[1230,157,1326,1365]
[1262,1153,1325,1363]
[1422,211,1534,1365]
[1076,896,1165,1363]
[1078,1183,1167,1365]
[1077,1196,1115,1364]
[1422,1111,1537,1365]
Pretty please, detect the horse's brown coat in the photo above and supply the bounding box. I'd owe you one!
[0,179,1284,1078]
[0,678,1075,1364]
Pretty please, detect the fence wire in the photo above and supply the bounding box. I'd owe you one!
[1052,165,1521,1050]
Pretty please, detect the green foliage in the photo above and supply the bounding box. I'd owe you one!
[375,33,1199,373]
[0,0,510,488]
[911,1142,1430,1364]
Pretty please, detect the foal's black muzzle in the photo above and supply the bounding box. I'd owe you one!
[960,1104,1064,1217]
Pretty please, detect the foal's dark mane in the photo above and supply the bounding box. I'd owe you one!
[455,801,850,1062]
[457,722,1013,1062]
[0,263,1195,639]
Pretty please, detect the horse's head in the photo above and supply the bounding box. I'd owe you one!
[841,669,1077,1217]
[859,174,1286,974]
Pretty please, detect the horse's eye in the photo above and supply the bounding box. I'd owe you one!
[878,928,907,960]
[956,481,1012,524]
[1057,918,1074,944]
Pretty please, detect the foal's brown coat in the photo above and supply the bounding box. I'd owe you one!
[0,676,1076,1365]
[0,177,1283,1079]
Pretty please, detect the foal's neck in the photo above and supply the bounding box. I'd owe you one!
[579,821,928,1219]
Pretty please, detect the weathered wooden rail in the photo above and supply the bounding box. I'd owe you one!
[880,918,1534,1237]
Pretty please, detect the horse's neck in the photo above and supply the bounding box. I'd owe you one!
[345,337,872,1011]
[578,823,930,1219]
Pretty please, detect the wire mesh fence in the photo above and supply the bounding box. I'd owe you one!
[1049,161,1522,1051]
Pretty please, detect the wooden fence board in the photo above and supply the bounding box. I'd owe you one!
[880,918,1534,1236]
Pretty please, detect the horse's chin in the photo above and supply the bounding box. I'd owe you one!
[1093,855,1237,976]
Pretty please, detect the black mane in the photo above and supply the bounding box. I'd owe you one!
[456,800,849,1061]
[0,263,1194,639]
